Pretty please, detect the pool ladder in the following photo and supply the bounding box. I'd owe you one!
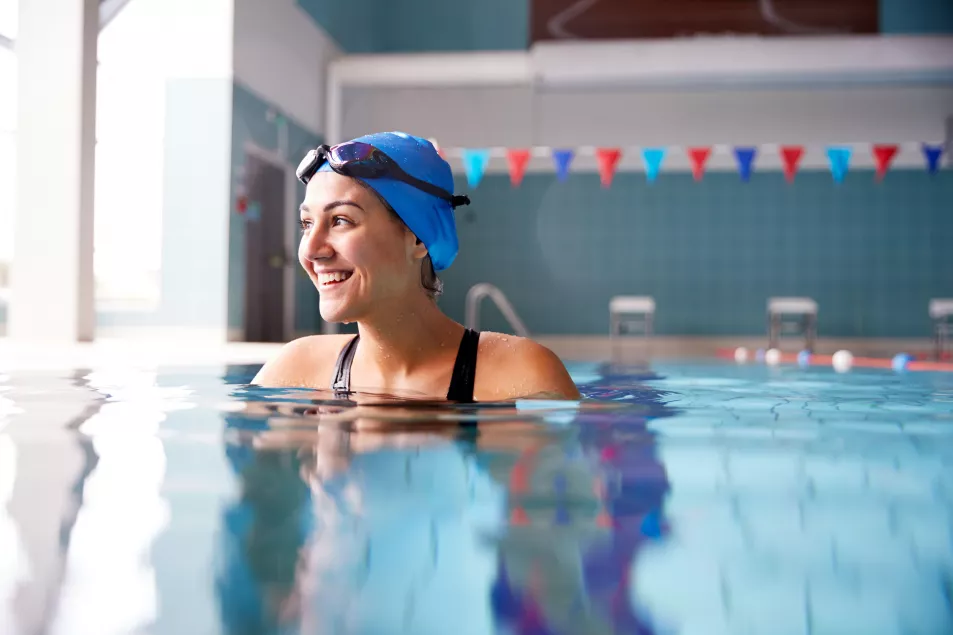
[465,283,530,337]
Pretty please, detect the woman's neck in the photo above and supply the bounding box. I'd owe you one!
[353,292,465,381]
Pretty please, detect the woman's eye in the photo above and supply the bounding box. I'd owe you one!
[298,219,312,232]
[332,216,352,227]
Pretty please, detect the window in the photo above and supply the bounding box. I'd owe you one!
[0,1,166,311]
[93,60,165,311]
[0,0,16,41]
[0,45,15,301]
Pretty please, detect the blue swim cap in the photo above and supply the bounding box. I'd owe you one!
[317,131,460,271]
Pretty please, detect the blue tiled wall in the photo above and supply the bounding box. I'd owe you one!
[437,170,953,338]
[229,82,323,336]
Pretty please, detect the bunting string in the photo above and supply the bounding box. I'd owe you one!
[431,140,948,187]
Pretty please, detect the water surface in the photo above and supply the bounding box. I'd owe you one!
[1,360,951,635]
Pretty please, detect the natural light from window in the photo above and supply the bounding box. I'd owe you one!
[0,0,16,41]
[0,44,15,301]
[0,0,166,312]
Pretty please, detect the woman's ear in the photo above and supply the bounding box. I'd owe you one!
[407,232,428,262]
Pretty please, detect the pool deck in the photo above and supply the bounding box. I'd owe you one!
[0,334,935,371]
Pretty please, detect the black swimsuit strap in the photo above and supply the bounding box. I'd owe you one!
[331,335,360,394]
[329,329,481,403]
[447,328,481,403]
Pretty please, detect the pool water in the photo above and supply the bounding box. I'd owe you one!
[1,360,951,635]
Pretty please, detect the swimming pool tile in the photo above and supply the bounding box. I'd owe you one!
[902,421,953,436]
[630,541,732,635]
[865,465,936,500]
[807,578,912,635]
[802,456,868,495]
[664,497,750,555]
[834,402,892,415]
[823,420,906,436]
[831,530,918,577]
[723,451,804,493]
[772,427,823,441]
[722,398,791,410]
[655,445,730,494]
[878,401,935,413]
[718,426,779,441]
[723,566,809,635]
[648,418,724,438]
[733,499,804,549]
[898,507,953,571]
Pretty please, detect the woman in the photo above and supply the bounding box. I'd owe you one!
[253,132,579,402]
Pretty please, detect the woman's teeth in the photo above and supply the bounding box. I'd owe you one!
[318,271,352,285]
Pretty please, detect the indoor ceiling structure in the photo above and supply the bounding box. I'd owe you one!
[0,0,133,50]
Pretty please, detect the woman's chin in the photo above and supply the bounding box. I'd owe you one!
[319,301,357,325]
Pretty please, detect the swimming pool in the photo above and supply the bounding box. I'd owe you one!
[1,358,951,635]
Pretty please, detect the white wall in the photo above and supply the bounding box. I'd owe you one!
[233,0,338,134]
[343,84,953,173]
[335,36,953,173]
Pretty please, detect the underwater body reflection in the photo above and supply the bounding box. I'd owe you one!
[216,363,676,635]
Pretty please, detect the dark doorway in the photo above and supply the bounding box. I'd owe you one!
[243,154,288,343]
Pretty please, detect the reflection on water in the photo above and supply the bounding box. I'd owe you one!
[2,361,952,634]
[216,365,674,635]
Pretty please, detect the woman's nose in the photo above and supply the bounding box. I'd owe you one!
[302,223,334,260]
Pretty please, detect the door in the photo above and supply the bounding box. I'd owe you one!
[243,155,288,342]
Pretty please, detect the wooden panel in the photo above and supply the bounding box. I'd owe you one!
[531,0,879,42]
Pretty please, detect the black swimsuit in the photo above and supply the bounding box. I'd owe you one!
[330,328,482,403]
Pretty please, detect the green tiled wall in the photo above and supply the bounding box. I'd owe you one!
[296,0,528,54]
[437,170,953,337]
[881,0,953,34]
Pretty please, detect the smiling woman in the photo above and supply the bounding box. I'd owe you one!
[252,132,580,403]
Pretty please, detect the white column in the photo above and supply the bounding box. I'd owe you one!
[11,0,98,342]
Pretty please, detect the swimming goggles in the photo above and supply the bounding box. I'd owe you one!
[296,141,471,209]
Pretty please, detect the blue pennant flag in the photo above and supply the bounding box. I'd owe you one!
[552,149,575,182]
[641,148,667,183]
[734,147,757,182]
[923,143,945,175]
[826,146,853,183]
[461,149,491,188]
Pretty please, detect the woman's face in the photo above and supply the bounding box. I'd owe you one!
[298,171,428,324]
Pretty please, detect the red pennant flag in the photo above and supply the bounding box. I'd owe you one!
[596,147,622,188]
[780,146,805,183]
[428,138,443,158]
[506,149,531,187]
[872,144,899,181]
[687,147,711,181]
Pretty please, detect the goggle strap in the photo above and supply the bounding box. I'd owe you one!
[297,143,469,208]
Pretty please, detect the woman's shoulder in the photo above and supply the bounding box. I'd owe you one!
[251,333,356,388]
[474,331,580,400]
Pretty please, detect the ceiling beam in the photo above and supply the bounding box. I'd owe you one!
[98,0,133,32]
[0,0,133,51]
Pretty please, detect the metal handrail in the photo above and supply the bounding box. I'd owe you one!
[465,283,530,337]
